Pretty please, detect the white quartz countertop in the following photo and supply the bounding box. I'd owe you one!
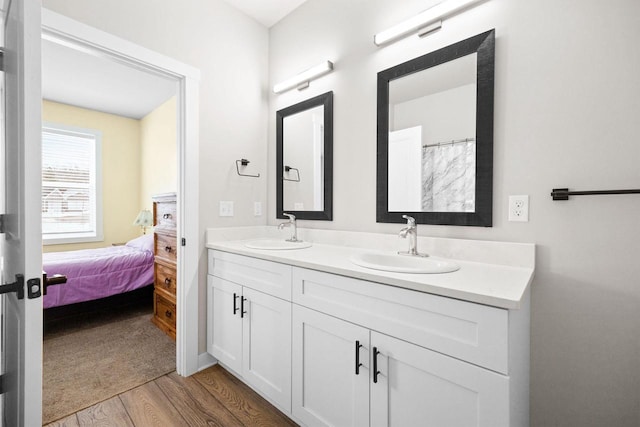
[206,237,534,310]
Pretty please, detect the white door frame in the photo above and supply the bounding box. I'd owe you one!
[41,9,201,376]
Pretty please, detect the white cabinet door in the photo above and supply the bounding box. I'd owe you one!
[209,276,243,373]
[370,331,509,427]
[242,287,292,412]
[292,306,370,427]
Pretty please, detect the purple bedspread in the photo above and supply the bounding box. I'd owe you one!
[43,245,154,309]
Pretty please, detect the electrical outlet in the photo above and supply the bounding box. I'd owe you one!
[508,195,529,222]
[219,201,234,217]
[254,202,262,216]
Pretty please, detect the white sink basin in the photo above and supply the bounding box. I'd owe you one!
[350,252,460,274]
[244,239,312,250]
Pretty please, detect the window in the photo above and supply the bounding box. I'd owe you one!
[42,123,103,244]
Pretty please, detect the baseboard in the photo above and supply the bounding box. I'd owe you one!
[198,352,217,372]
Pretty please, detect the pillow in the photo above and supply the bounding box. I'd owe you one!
[125,234,154,253]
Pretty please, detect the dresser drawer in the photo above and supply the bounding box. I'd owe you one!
[154,200,177,231]
[155,233,177,264]
[208,250,292,301]
[155,262,177,295]
[154,290,176,330]
[292,267,509,374]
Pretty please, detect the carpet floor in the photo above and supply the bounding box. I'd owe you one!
[43,304,176,425]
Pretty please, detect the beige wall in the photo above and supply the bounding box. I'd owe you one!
[42,100,142,252]
[140,96,177,213]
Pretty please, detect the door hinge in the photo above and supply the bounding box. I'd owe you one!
[0,373,4,394]
[0,274,24,300]
[0,214,5,233]
[0,48,4,72]
[181,238,186,246]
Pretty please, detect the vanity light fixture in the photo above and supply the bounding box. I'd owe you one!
[273,60,334,94]
[374,0,487,46]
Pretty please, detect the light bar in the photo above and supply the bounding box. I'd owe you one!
[374,0,486,46]
[273,60,334,94]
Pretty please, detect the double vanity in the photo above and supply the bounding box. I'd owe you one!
[210,24,513,427]
[206,226,534,427]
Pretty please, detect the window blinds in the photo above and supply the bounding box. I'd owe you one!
[42,127,97,237]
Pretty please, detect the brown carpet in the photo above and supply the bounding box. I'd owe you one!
[43,306,176,425]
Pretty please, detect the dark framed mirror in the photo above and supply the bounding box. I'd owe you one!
[377,29,495,226]
[277,91,333,220]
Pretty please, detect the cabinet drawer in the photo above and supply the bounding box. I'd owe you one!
[154,290,176,328]
[155,262,177,295]
[154,200,177,230]
[153,290,176,340]
[292,267,509,374]
[155,233,177,264]
[209,250,292,301]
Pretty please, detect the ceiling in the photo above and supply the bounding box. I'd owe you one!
[42,1,307,118]
[222,0,308,27]
[42,39,177,120]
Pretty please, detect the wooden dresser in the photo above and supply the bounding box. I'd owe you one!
[151,193,177,340]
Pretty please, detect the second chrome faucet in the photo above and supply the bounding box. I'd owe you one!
[278,213,301,242]
[398,215,428,257]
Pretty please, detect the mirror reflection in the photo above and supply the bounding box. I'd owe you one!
[277,91,333,221]
[388,54,477,213]
[283,105,324,211]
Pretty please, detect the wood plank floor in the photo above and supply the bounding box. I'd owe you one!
[44,364,299,427]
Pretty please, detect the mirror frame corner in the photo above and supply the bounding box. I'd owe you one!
[277,90,334,221]
[376,29,495,227]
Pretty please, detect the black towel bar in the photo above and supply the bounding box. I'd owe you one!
[551,188,640,200]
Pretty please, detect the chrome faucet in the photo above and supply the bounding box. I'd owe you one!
[278,213,300,242]
[398,215,427,257]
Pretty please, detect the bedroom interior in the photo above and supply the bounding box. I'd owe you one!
[40,36,181,423]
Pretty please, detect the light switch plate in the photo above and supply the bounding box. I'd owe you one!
[219,201,234,217]
[253,202,262,216]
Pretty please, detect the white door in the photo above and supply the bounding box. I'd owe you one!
[292,305,369,427]
[242,287,291,412]
[370,331,509,427]
[208,276,242,373]
[388,126,423,211]
[0,0,42,426]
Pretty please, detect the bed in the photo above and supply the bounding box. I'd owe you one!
[43,234,155,309]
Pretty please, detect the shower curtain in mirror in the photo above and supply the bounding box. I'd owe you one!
[422,140,475,212]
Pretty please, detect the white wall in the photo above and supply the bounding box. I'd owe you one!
[393,83,476,143]
[269,0,640,426]
[43,0,269,353]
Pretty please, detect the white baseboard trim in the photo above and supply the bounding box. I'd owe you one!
[197,352,217,372]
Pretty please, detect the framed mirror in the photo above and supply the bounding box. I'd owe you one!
[277,91,333,220]
[377,30,495,226]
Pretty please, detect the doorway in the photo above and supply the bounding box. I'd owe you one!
[40,6,201,421]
